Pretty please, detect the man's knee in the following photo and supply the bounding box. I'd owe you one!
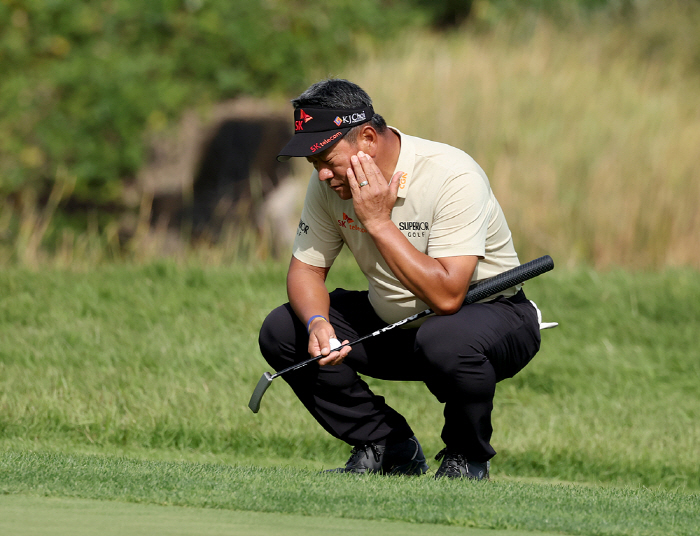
[258,304,299,367]
[415,316,497,401]
[414,316,477,376]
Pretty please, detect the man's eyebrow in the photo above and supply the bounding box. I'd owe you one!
[309,155,332,164]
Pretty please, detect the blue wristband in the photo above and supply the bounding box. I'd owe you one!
[306,315,327,333]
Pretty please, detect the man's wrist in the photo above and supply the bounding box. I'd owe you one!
[364,218,395,237]
[306,315,328,333]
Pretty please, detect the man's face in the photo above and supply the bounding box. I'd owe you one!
[306,138,358,201]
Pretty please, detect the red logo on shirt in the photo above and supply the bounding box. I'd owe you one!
[338,213,353,228]
[338,213,367,233]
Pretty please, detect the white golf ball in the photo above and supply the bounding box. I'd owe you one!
[329,338,342,350]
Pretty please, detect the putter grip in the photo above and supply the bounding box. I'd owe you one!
[464,255,554,305]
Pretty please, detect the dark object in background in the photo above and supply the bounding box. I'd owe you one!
[189,118,291,240]
[412,0,473,28]
[148,116,291,242]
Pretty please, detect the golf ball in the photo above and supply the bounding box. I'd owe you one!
[329,338,341,350]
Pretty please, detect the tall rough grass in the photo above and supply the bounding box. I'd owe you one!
[339,1,700,269]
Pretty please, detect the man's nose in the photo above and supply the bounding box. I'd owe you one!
[318,168,333,181]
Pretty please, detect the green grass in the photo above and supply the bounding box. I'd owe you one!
[1,451,698,536]
[0,495,553,536]
[1,261,699,533]
[2,260,699,490]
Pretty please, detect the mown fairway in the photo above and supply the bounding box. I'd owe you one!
[2,451,698,536]
[0,494,558,536]
[0,260,699,534]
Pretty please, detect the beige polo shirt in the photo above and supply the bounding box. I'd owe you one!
[292,128,521,324]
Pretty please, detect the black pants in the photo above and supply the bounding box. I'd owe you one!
[258,289,541,462]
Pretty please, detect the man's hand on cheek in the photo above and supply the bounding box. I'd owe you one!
[346,151,402,231]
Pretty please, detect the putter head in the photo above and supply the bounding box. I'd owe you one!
[248,371,273,413]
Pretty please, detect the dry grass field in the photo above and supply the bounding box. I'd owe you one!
[333,1,700,269]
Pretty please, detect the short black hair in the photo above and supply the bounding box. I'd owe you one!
[292,79,387,142]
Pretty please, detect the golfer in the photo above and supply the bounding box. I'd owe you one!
[259,79,541,479]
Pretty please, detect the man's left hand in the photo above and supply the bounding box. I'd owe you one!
[347,151,403,232]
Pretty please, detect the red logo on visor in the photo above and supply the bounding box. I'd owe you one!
[296,110,314,131]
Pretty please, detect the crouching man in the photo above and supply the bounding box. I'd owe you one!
[259,79,541,479]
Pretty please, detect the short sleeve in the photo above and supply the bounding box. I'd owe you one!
[292,173,344,267]
[426,172,492,259]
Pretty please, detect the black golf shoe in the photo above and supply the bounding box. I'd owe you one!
[434,448,490,480]
[327,435,429,475]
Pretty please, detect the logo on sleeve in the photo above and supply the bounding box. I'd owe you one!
[297,219,309,236]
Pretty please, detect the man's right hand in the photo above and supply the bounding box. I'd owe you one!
[308,317,351,366]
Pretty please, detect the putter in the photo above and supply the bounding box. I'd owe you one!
[249,255,555,413]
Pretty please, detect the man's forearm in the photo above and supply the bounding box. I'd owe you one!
[287,257,351,365]
[366,221,475,315]
[287,257,331,329]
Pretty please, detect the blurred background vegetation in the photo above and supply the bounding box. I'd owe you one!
[1,0,699,268]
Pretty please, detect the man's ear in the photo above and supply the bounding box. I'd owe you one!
[359,125,378,156]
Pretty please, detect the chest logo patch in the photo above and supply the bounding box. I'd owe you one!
[398,221,429,238]
[338,213,367,233]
